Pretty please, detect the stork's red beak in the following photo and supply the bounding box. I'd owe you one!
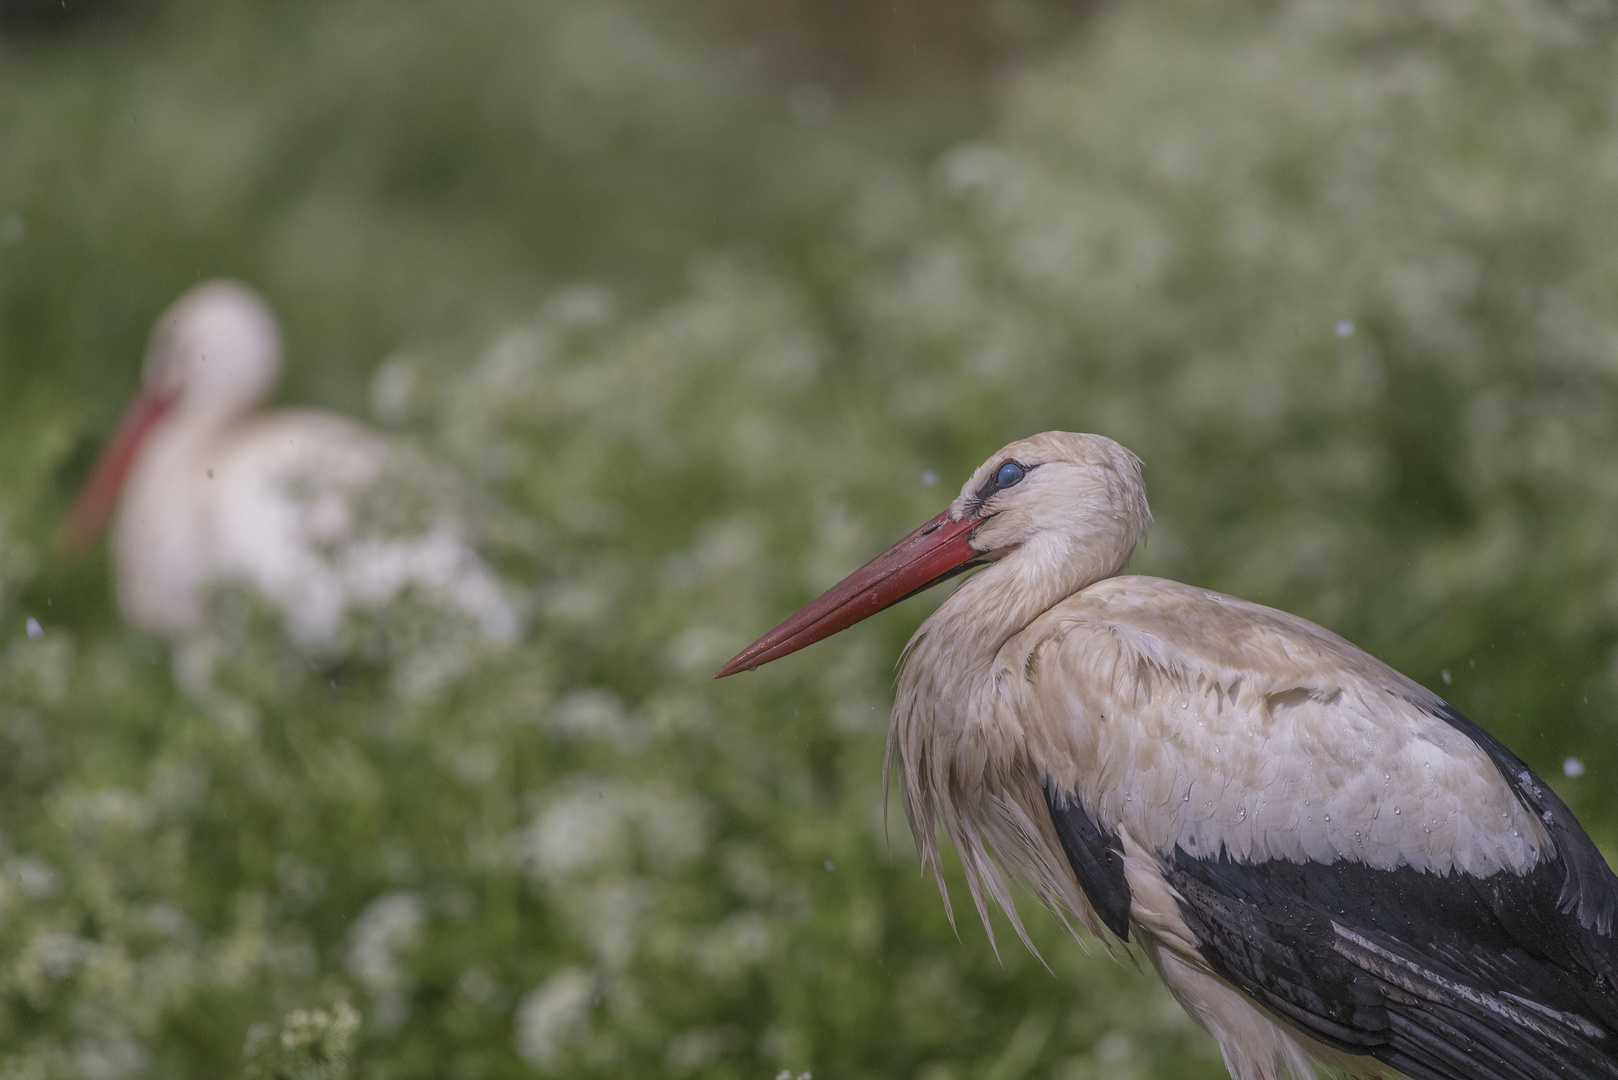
[62,387,178,555]
[715,509,983,678]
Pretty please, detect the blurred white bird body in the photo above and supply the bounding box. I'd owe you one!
[721,432,1618,1080]
[70,281,520,663]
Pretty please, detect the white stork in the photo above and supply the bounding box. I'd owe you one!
[65,281,521,680]
[717,432,1618,1080]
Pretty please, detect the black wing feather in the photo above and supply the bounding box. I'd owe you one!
[1044,781,1133,940]
[1430,702,1618,936]
[1158,700,1618,1080]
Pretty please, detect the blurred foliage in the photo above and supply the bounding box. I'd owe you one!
[244,1002,360,1080]
[675,0,1096,90]
[0,0,853,518]
[2,0,1618,1078]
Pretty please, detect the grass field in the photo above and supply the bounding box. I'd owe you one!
[2,1,1617,1077]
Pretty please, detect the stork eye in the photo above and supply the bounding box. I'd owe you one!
[995,461,1026,489]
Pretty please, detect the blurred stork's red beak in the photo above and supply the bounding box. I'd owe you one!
[715,509,982,678]
[61,387,177,555]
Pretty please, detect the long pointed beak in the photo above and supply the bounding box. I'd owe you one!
[715,509,983,678]
[61,387,177,555]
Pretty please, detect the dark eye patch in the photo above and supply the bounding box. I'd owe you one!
[995,461,1026,488]
[974,459,1030,503]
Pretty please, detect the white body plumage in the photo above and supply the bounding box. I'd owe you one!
[900,572,1550,1079]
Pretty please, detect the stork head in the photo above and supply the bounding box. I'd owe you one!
[62,281,284,553]
[715,432,1150,677]
[142,280,283,421]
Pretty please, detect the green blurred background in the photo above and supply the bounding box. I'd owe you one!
[2,0,1617,1077]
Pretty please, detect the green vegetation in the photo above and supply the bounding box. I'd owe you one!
[2,0,1618,1077]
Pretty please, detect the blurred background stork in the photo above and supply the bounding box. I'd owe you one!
[64,280,521,690]
[1,1,1616,1078]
